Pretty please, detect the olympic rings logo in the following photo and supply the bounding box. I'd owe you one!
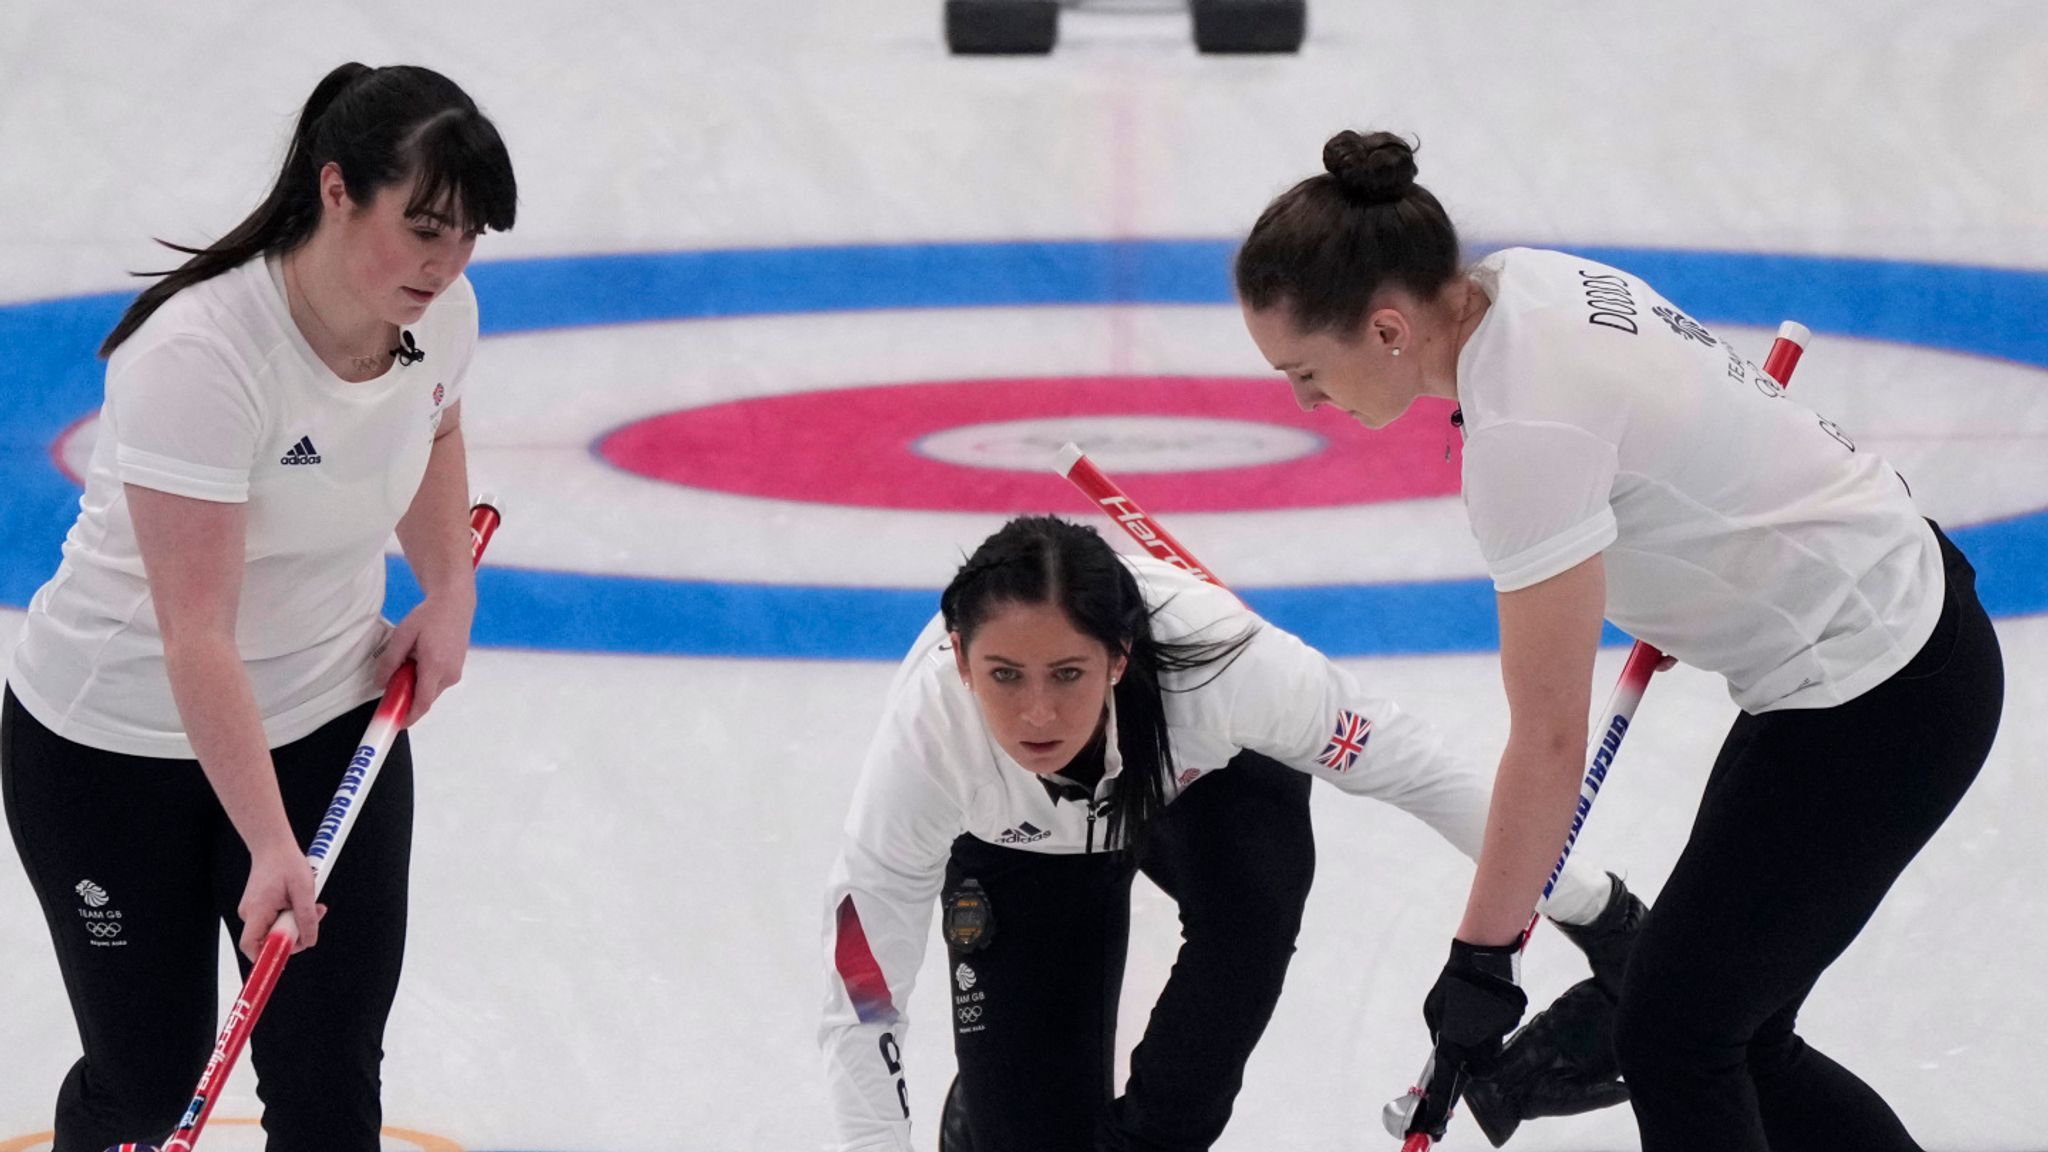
[84,921,122,939]
[956,1006,983,1024]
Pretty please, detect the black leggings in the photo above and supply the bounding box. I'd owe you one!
[1614,525,2004,1151]
[943,750,1315,1152]
[1,689,413,1152]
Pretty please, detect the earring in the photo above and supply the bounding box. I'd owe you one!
[1390,347,1402,358]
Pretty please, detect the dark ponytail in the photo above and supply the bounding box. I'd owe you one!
[941,516,1256,851]
[1234,130,1461,335]
[100,63,518,358]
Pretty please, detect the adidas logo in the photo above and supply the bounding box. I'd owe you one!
[280,436,322,466]
[997,822,1050,845]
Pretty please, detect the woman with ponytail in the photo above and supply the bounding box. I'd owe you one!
[820,516,1634,1151]
[1235,131,2002,1150]
[2,64,514,1150]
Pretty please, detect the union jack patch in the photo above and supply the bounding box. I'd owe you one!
[1315,710,1372,773]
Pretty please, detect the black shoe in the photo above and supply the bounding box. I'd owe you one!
[1554,872,1646,997]
[1462,978,1631,1147]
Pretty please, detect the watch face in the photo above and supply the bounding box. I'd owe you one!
[942,882,993,952]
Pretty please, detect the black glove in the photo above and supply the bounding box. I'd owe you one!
[1462,977,1631,1147]
[1403,939,1529,1141]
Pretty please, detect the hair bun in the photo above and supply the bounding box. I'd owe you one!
[1322,130,1418,206]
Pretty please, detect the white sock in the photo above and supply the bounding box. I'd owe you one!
[1538,863,1614,927]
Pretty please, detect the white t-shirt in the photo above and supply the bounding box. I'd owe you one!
[818,556,1611,1152]
[7,255,476,758]
[1457,247,1943,712]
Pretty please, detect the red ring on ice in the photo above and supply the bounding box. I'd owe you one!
[595,376,1463,512]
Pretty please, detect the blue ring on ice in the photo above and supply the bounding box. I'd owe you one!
[2,241,2044,659]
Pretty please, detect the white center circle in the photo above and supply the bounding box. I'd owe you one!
[914,416,1324,474]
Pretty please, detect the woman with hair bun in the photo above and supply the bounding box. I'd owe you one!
[820,515,1637,1152]
[1235,130,2003,1150]
[2,63,515,1150]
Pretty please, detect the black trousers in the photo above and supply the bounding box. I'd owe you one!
[1,688,413,1152]
[943,750,1315,1152]
[1613,524,2004,1152]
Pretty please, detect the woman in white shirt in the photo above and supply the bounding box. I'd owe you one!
[1232,130,2004,1150]
[820,515,1638,1151]
[1,63,514,1151]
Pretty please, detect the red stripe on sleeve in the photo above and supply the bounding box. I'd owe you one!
[834,894,898,1024]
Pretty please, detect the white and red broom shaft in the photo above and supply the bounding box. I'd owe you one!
[155,497,502,1152]
[1394,322,1810,1151]
[1055,443,1233,593]
[1532,320,1807,919]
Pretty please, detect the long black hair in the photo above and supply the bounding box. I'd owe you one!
[940,516,1256,850]
[1234,130,1460,335]
[100,63,518,358]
